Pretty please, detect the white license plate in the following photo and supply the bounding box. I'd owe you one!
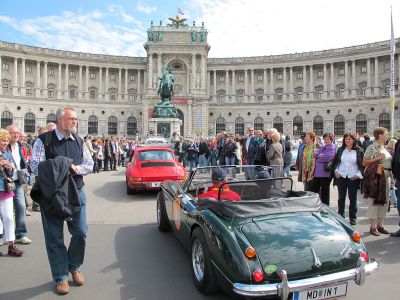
[293,283,347,300]
[150,182,160,187]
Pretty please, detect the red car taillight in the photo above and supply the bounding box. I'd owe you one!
[252,270,264,282]
[360,251,369,261]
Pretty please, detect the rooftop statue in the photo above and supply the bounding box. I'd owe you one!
[168,15,188,28]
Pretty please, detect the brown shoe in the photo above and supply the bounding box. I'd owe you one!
[56,280,69,294]
[71,271,85,286]
[377,226,390,234]
[370,228,380,236]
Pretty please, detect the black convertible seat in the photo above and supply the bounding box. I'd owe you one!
[197,191,322,218]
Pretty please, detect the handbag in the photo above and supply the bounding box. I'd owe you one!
[1,167,16,192]
[324,161,332,171]
[16,169,28,185]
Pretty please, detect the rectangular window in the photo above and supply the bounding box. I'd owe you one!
[317,71,323,78]
[2,84,8,93]
[90,91,96,100]
[317,90,323,99]
[48,90,54,98]
[70,71,75,78]
[257,74,263,83]
[257,94,263,101]
[238,75,244,82]
[338,68,345,76]
[25,88,31,96]
[26,65,33,73]
[219,76,224,83]
[218,95,225,102]
[48,68,54,76]
[361,66,367,74]
[238,95,244,102]
[276,93,283,100]
[110,74,116,82]
[2,63,9,71]
[297,72,303,80]
[276,73,283,80]
[90,72,96,80]
[128,94,135,102]
[130,74,135,82]
[384,63,390,72]
[296,92,302,100]
[110,92,116,101]
[69,89,75,99]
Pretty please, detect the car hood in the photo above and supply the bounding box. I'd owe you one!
[240,212,361,281]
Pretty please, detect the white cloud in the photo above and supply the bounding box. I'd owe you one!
[189,0,399,57]
[136,1,157,15]
[0,9,147,56]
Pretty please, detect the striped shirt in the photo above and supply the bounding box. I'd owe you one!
[31,128,94,176]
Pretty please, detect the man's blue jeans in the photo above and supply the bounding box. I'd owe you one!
[199,154,209,173]
[40,189,88,283]
[13,182,27,239]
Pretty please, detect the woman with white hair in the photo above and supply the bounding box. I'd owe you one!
[267,132,284,177]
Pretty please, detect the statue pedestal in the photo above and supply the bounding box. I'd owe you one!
[149,117,182,140]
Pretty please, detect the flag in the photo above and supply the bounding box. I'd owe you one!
[390,7,396,136]
[177,8,184,15]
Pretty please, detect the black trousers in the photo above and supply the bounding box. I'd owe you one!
[336,176,359,221]
[311,177,332,206]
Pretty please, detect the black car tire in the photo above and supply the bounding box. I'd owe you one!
[126,179,135,195]
[191,228,219,294]
[157,191,171,232]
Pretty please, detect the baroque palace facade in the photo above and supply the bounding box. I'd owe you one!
[0,20,399,138]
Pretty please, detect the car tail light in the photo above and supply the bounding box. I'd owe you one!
[360,251,369,261]
[245,247,256,259]
[252,270,264,282]
[177,175,186,181]
[352,231,361,243]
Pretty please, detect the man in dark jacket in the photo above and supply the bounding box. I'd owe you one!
[174,136,187,166]
[31,107,93,295]
[391,139,400,237]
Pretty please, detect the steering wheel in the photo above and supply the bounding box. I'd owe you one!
[195,181,214,198]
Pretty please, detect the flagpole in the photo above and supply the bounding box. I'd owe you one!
[390,6,396,138]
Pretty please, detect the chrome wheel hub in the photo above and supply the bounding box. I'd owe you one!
[192,239,205,282]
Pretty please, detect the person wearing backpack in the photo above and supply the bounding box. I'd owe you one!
[31,107,94,295]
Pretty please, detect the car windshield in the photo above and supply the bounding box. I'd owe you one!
[138,150,173,161]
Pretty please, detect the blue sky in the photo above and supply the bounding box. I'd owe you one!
[0,0,398,57]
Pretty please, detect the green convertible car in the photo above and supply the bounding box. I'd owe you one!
[156,166,379,299]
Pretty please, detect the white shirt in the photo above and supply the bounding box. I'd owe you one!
[246,136,253,152]
[10,142,21,180]
[336,149,363,179]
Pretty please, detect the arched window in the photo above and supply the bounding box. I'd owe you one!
[254,117,264,131]
[46,113,56,125]
[334,115,345,136]
[273,116,284,134]
[313,115,323,135]
[127,117,137,135]
[108,116,118,135]
[356,114,367,134]
[293,116,303,136]
[215,117,226,134]
[177,109,184,136]
[24,112,36,133]
[378,113,390,130]
[235,117,245,135]
[88,115,98,135]
[1,111,13,128]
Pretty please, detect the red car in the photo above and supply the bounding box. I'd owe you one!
[125,145,186,194]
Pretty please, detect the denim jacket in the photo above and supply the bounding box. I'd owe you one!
[0,151,13,192]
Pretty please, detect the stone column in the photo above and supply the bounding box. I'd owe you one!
[201,55,206,90]
[207,71,211,96]
[21,58,26,95]
[43,62,48,96]
[98,67,103,100]
[105,67,109,101]
[323,64,328,99]
[13,57,18,95]
[303,66,307,99]
[351,60,356,96]
[344,61,349,97]
[191,54,196,91]
[232,69,236,101]
[36,61,41,97]
[250,69,255,102]
[270,68,274,101]
[289,67,294,100]
[374,57,379,95]
[309,65,314,100]
[64,64,69,93]
[124,68,128,100]
[137,69,141,95]
[157,53,162,78]
[263,68,267,98]
[366,58,371,97]
[187,101,192,136]
[244,70,248,101]
[0,56,2,94]
[282,67,287,99]
[85,66,89,99]
[148,53,153,89]
[78,65,83,99]
[225,70,229,99]
[57,63,62,99]
[213,70,217,101]
[118,68,122,101]
[330,63,335,99]
[143,100,149,134]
